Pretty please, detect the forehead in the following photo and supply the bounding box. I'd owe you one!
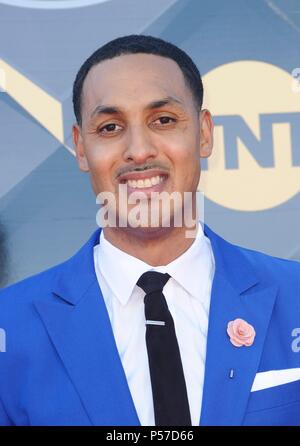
[81,53,192,117]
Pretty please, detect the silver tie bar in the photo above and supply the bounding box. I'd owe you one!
[145,320,166,326]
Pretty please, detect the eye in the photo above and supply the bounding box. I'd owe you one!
[153,116,177,126]
[97,123,122,134]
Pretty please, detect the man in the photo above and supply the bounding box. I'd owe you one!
[1,34,300,426]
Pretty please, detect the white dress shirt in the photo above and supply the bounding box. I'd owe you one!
[93,223,215,426]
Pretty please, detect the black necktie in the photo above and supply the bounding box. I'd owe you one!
[137,271,192,426]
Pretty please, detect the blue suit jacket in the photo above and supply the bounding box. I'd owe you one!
[1,225,300,426]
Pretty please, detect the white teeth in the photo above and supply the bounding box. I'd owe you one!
[127,175,165,189]
[151,176,159,186]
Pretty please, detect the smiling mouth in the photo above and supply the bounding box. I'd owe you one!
[117,169,169,191]
[121,175,166,189]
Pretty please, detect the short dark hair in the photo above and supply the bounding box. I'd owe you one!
[72,34,203,127]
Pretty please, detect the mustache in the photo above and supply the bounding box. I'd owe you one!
[116,164,169,178]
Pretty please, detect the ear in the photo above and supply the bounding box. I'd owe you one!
[72,124,89,172]
[199,109,214,158]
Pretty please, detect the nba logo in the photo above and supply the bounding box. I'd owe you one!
[0,328,6,352]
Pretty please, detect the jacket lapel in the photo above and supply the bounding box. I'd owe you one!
[200,226,278,425]
[34,229,140,426]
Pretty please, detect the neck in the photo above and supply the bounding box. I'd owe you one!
[103,224,198,266]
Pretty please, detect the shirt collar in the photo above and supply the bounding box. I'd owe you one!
[95,223,214,306]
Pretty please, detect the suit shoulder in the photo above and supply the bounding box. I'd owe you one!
[0,262,63,307]
[240,244,300,274]
[206,225,300,281]
[233,243,300,294]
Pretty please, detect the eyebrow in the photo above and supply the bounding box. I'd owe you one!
[90,96,184,119]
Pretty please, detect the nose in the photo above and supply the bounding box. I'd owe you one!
[123,123,158,164]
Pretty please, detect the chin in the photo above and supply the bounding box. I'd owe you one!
[121,224,173,240]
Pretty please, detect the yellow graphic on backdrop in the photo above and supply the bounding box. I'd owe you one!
[0,57,74,155]
[201,61,300,211]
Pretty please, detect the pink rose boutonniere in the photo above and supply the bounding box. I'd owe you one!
[227,318,256,347]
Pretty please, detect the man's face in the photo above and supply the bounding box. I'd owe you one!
[73,53,213,228]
